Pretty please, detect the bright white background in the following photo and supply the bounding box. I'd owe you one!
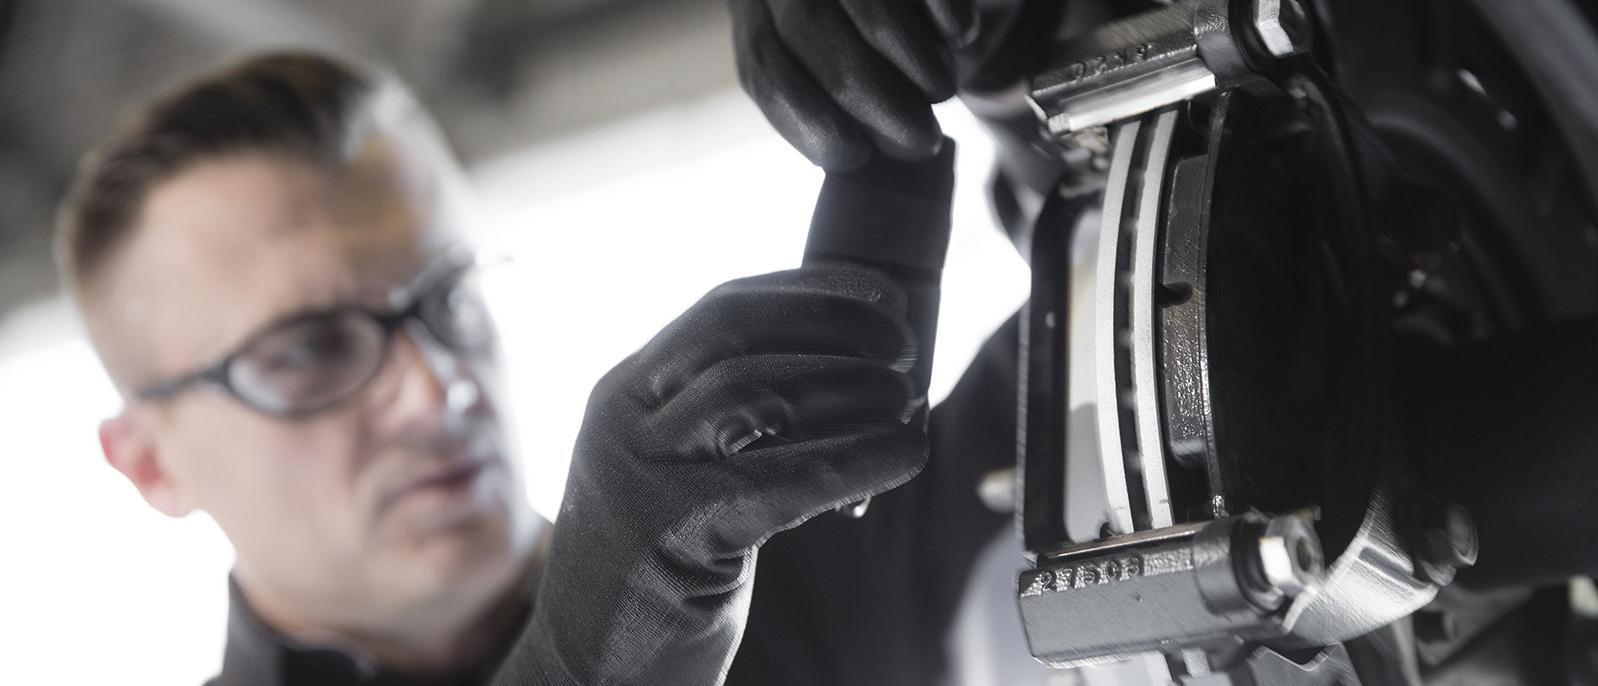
[0,93,1028,685]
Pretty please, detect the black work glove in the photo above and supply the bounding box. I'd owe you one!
[730,0,978,170]
[494,265,928,685]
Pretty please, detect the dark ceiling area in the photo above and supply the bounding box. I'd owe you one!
[0,0,732,315]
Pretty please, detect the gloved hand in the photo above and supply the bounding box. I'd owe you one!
[494,265,928,685]
[730,0,978,170]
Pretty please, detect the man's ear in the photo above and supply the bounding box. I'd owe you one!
[100,410,193,518]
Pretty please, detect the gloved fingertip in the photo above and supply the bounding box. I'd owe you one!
[877,133,943,164]
[813,141,872,172]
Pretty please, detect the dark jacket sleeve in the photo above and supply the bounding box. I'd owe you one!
[726,312,1021,686]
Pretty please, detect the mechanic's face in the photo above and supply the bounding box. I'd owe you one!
[92,126,536,628]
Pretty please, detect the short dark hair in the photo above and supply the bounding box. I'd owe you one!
[56,51,385,296]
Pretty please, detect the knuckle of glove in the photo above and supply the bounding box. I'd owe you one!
[763,264,909,312]
[680,358,795,455]
[867,110,945,161]
[711,266,909,332]
[733,13,871,169]
[729,423,929,523]
[767,0,942,159]
[737,268,916,366]
[586,354,648,415]
[790,121,872,171]
[659,353,913,458]
[733,27,793,103]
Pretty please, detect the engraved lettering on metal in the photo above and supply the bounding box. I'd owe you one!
[1022,570,1054,597]
[1063,44,1156,84]
[1029,1,1224,135]
[1020,552,1175,598]
[1080,565,1101,586]
[1057,566,1077,590]
[1142,547,1196,576]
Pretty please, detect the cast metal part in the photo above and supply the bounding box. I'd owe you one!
[1252,0,1312,58]
[1018,513,1325,666]
[1018,90,1470,676]
[1278,473,1444,648]
[1027,0,1313,137]
[1258,516,1322,599]
[1158,119,1222,498]
[1185,644,1361,685]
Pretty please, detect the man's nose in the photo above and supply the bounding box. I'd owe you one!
[374,322,487,435]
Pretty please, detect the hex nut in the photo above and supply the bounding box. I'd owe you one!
[1254,0,1313,58]
[1258,515,1325,598]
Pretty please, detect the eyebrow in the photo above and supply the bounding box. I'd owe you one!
[232,246,473,348]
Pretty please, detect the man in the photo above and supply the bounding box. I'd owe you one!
[60,54,551,683]
[61,48,934,684]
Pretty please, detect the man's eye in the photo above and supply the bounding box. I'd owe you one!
[229,312,388,413]
[265,328,345,370]
[249,317,371,376]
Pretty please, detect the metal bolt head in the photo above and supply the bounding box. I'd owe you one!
[1254,0,1313,58]
[1258,515,1325,598]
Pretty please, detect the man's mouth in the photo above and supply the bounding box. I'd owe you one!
[381,455,499,517]
[415,459,489,491]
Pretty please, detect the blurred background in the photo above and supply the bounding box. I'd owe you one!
[0,1,1027,683]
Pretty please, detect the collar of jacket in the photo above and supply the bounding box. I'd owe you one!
[208,573,536,686]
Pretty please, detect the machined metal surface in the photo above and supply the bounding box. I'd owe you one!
[1092,109,1181,535]
[1046,59,1217,136]
[1028,0,1320,139]
[1041,519,1208,561]
[1021,80,1456,676]
[1018,514,1325,667]
[1017,1,1470,677]
[1258,516,1323,599]
[1093,107,1182,534]
[1092,120,1142,535]
[1251,0,1313,58]
[1130,110,1180,530]
[1186,644,1361,685]
[1030,1,1225,138]
[1279,473,1443,648]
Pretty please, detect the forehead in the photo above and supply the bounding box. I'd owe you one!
[98,132,466,382]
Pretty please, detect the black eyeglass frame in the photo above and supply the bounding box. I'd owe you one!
[131,256,490,419]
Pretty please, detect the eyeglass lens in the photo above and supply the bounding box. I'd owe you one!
[228,270,495,416]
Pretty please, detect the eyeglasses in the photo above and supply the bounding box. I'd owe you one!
[133,256,496,419]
